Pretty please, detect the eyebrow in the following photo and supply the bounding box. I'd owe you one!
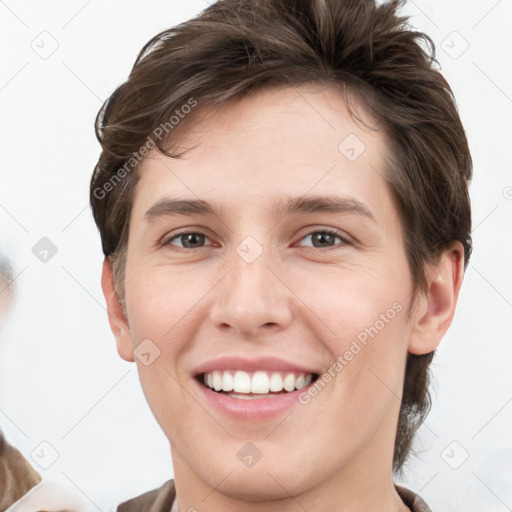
[144,195,375,223]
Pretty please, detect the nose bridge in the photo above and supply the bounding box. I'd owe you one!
[209,236,292,336]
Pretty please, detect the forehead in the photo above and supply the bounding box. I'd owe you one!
[130,84,392,222]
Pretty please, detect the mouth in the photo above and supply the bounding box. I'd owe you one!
[191,356,323,419]
[196,370,320,400]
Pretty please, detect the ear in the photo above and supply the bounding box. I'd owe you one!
[101,257,135,362]
[408,242,465,355]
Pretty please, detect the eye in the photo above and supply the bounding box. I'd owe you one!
[165,231,214,250]
[296,229,349,249]
[163,228,350,251]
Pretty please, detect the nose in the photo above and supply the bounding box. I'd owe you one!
[209,243,294,338]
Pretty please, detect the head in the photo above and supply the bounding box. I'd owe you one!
[91,0,471,496]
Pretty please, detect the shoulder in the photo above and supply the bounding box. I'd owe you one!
[117,480,176,512]
[0,428,42,510]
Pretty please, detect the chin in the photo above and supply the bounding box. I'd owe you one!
[192,453,323,502]
[212,470,310,502]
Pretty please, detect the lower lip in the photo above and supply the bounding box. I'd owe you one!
[193,377,314,420]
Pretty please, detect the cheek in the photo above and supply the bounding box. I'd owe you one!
[291,258,410,344]
[124,263,215,417]
[135,362,193,444]
[299,259,412,401]
[125,261,210,342]
[303,302,410,454]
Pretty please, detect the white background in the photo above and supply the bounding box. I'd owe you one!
[0,0,511,510]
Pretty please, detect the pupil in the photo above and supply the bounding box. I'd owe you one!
[183,233,203,248]
[314,232,333,247]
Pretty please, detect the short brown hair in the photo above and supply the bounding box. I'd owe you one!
[90,0,472,472]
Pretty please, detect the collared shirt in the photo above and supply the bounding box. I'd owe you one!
[117,479,433,512]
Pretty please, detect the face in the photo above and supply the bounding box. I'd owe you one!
[111,84,420,499]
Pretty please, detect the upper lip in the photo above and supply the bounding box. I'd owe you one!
[192,355,321,376]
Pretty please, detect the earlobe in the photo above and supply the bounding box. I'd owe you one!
[101,257,135,362]
[408,242,465,355]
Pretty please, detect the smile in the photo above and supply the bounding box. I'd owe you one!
[199,370,318,399]
[192,355,322,419]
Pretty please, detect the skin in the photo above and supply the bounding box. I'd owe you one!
[102,84,464,512]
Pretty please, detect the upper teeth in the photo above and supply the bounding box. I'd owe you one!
[203,370,313,394]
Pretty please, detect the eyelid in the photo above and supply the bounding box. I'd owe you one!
[162,226,354,251]
[294,227,353,249]
[163,228,216,249]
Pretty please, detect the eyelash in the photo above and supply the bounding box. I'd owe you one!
[163,228,351,252]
